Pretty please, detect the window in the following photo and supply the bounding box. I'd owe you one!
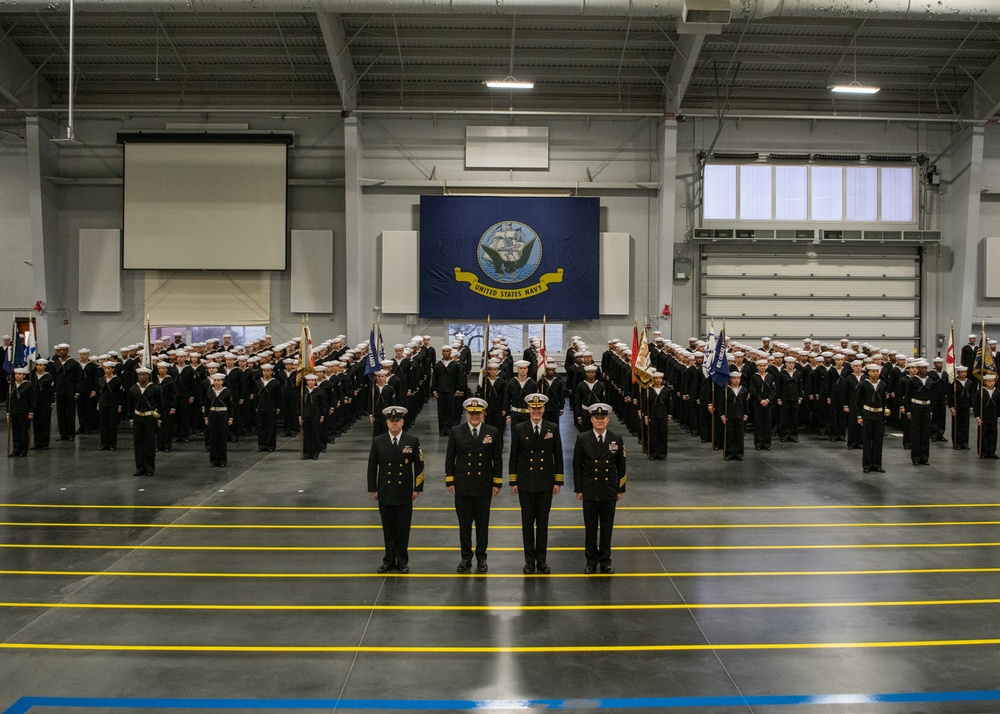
[447,323,565,356]
[703,163,915,223]
[150,326,266,348]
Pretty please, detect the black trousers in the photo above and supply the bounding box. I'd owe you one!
[301,416,322,458]
[582,498,617,567]
[724,418,745,460]
[978,418,998,458]
[33,406,51,448]
[10,413,30,455]
[778,401,799,441]
[518,489,553,566]
[378,500,413,568]
[175,401,191,438]
[909,409,931,463]
[282,397,299,435]
[752,403,772,449]
[648,417,668,459]
[861,415,884,470]
[826,401,847,439]
[157,412,174,451]
[207,412,229,466]
[257,410,277,451]
[99,407,118,449]
[455,493,493,562]
[931,400,947,440]
[437,396,456,435]
[847,411,863,449]
[55,392,76,439]
[953,408,970,449]
[132,416,157,474]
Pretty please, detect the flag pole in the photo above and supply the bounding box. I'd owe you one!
[7,314,16,458]
[370,321,377,426]
[951,322,958,449]
[722,319,728,460]
[300,314,307,458]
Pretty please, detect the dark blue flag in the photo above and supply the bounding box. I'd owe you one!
[419,196,600,320]
[365,327,379,376]
[706,327,730,387]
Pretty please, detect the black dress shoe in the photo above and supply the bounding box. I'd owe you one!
[874,467,885,473]
[456,560,472,573]
[397,565,410,574]
[146,472,154,477]
[600,565,615,574]
[132,470,144,476]
[523,564,535,574]
[476,560,488,573]
[536,563,551,574]
[863,468,871,473]
[584,564,596,574]
[377,564,390,574]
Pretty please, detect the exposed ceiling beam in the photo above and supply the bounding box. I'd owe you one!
[315,11,357,111]
[0,22,50,109]
[956,51,1000,121]
[663,31,704,112]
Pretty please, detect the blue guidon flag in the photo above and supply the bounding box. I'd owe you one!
[419,196,600,320]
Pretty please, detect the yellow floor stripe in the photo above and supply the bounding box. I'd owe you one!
[3,639,1000,653]
[4,503,999,511]
[1,598,998,612]
[4,567,999,578]
[1,542,998,552]
[4,521,1000,530]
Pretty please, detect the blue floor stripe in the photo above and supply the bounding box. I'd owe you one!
[5,692,1000,712]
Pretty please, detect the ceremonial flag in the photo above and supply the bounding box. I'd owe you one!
[633,324,652,387]
[945,324,956,381]
[377,321,385,361]
[365,324,379,377]
[479,316,491,390]
[296,321,313,385]
[25,321,37,365]
[536,316,548,383]
[630,321,640,383]
[703,321,716,378]
[706,323,731,387]
[973,322,997,384]
[141,316,152,370]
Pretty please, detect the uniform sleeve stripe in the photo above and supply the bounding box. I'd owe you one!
[619,475,627,487]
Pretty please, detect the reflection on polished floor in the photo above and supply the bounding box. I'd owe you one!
[1,407,1000,714]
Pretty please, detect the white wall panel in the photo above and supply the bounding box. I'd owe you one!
[290,229,333,314]
[984,237,1000,298]
[145,271,269,326]
[465,126,549,169]
[381,231,419,314]
[600,232,630,316]
[78,229,121,312]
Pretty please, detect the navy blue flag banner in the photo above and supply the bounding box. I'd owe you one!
[419,196,600,320]
[972,322,997,384]
[706,324,731,387]
[365,325,379,376]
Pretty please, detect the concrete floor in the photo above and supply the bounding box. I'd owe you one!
[1,406,999,714]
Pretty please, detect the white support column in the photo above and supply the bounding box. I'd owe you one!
[343,116,367,341]
[948,126,984,337]
[24,117,61,351]
[657,119,678,340]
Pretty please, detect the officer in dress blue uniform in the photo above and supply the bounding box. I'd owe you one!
[573,403,626,574]
[509,393,563,574]
[367,406,425,574]
[446,397,503,573]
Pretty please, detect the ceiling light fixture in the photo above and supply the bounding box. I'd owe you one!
[830,83,880,94]
[484,77,534,90]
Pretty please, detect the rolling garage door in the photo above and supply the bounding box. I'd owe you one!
[700,245,920,355]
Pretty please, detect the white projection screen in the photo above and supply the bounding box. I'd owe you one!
[122,138,288,270]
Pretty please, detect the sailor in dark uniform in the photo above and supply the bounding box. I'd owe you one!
[7,368,33,457]
[128,367,161,477]
[573,403,626,574]
[432,345,463,436]
[370,369,396,437]
[777,356,803,442]
[573,364,605,433]
[205,372,234,467]
[446,397,503,573]
[905,359,933,465]
[253,363,281,452]
[974,373,1000,459]
[643,371,670,460]
[854,362,888,473]
[509,393,563,574]
[154,361,177,452]
[504,359,537,431]
[476,361,507,438]
[49,343,81,441]
[539,363,567,432]
[367,406,425,574]
[96,360,123,450]
[300,372,327,460]
[948,365,973,450]
[749,358,775,450]
[720,371,749,461]
[30,359,54,450]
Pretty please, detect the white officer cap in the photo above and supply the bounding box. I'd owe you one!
[462,397,488,412]
[514,360,530,367]
[588,402,612,416]
[525,393,549,407]
[383,406,408,419]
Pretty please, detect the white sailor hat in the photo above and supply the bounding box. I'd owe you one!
[55,343,70,350]
[833,352,846,359]
[578,351,592,357]
[588,402,613,417]
[221,352,235,359]
[393,344,405,350]
[756,359,769,366]
[487,359,500,367]
[78,348,90,354]
[514,360,530,368]
[259,350,271,356]
[223,333,231,338]
[456,333,466,341]
[866,363,882,371]
[851,359,864,366]
[984,372,998,380]
[205,362,220,369]
[441,344,452,351]
[380,359,394,367]
[914,359,928,367]
[382,406,408,419]
[956,365,968,372]
[156,361,170,369]
[651,371,664,378]
[136,367,152,375]
[761,336,772,341]
[933,356,943,363]
[35,358,49,365]
[820,351,833,357]
[13,367,29,375]
[375,369,388,376]
[525,393,549,408]
[783,356,796,362]
[313,365,326,372]
[283,358,296,364]
[969,334,978,339]
[303,372,318,381]
[733,351,744,357]
[260,362,274,370]
[403,348,412,356]
[462,397,488,412]
[584,364,598,372]
[207,372,224,381]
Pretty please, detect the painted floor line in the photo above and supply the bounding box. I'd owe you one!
[4,502,999,511]
[5,691,1000,713]
[4,638,1000,654]
[5,520,1000,530]
[1,597,998,612]
[3,541,998,552]
[3,566,999,578]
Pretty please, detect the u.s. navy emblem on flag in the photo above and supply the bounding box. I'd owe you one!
[419,196,599,319]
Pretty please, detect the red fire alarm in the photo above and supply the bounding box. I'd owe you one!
[662,304,671,317]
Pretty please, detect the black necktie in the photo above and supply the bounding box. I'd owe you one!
[598,434,604,444]
[534,425,540,436]
[472,427,478,439]
[392,437,398,448]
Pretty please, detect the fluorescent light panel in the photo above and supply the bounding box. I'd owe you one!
[830,84,880,94]
[484,79,534,89]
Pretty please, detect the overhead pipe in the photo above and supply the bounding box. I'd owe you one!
[1,0,999,21]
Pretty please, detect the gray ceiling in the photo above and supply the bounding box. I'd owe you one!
[1,3,999,120]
